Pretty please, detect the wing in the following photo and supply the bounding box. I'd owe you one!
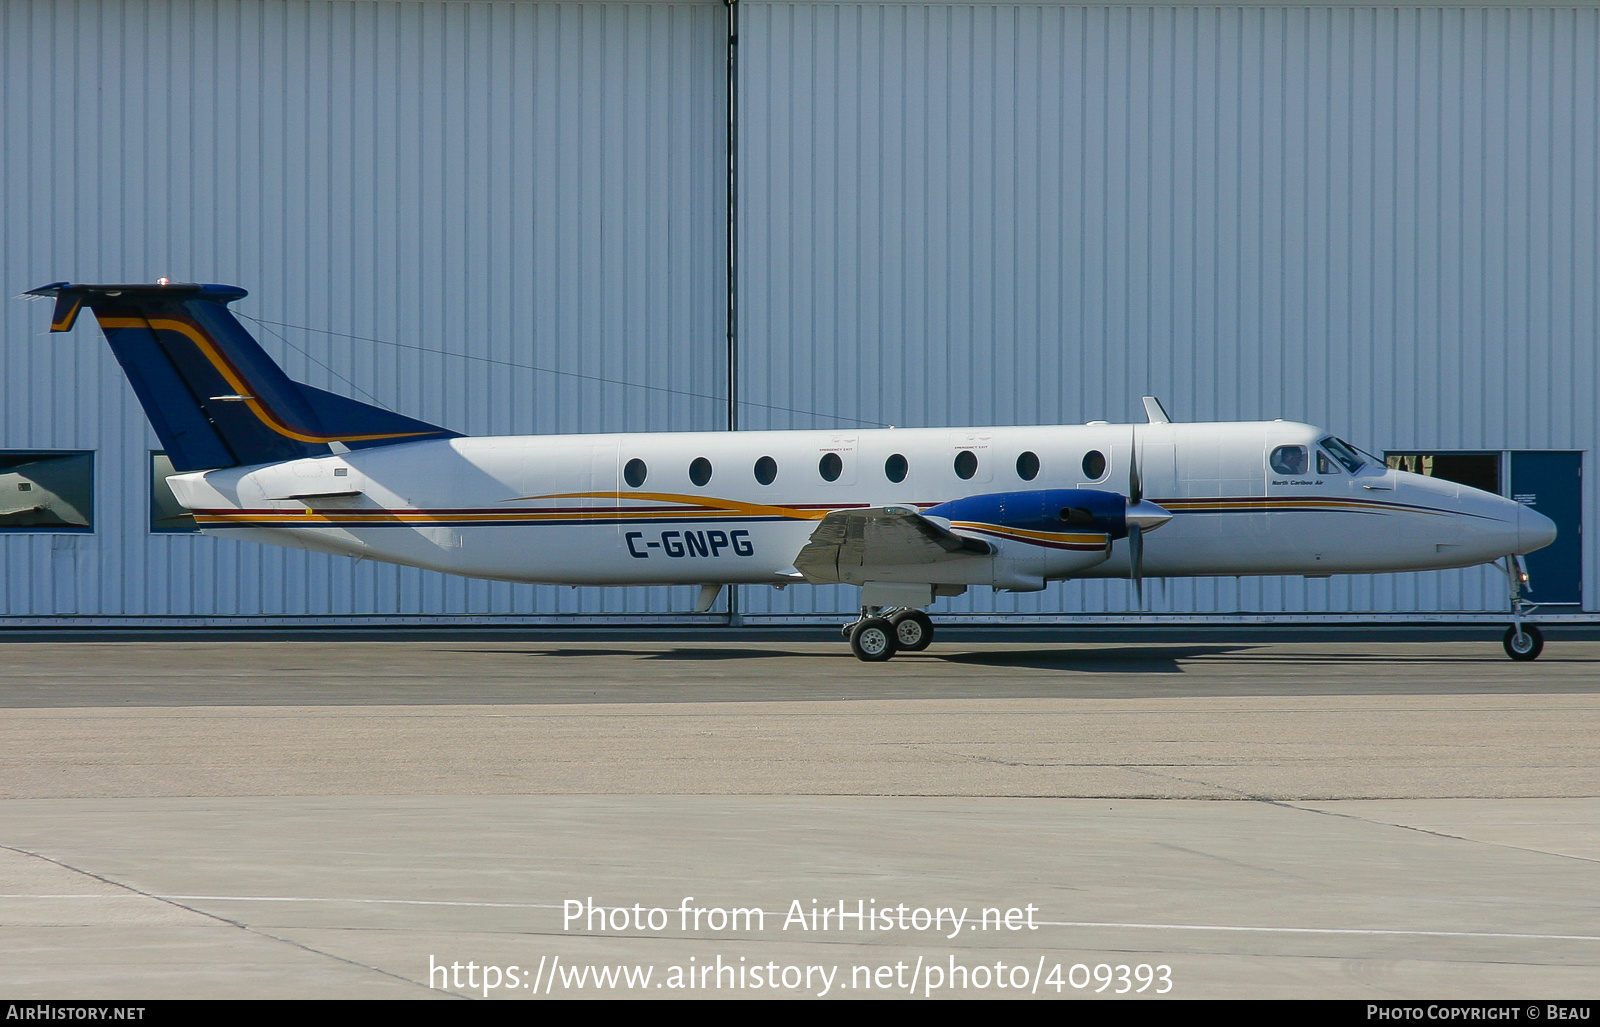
[793,506,993,584]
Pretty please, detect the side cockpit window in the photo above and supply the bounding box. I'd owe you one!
[1317,450,1341,475]
[1321,436,1366,474]
[1270,445,1308,476]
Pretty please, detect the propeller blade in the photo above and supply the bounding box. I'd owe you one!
[1128,427,1142,505]
[1122,420,1166,609]
[1129,522,1144,607]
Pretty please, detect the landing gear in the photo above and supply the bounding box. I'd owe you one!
[843,607,937,661]
[890,609,934,651]
[1502,555,1544,662]
[1503,624,1544,662]
[849,617,898,662]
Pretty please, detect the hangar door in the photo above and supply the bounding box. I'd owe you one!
[1512,453,1582,606]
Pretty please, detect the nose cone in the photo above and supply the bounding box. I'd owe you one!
[1517,503,1557,555]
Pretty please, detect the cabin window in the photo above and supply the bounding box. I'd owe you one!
[754,456,777,485]
[819,452,843,482]
[0,451,94,532]
[1082,450,1106,480]
[884,453,908,483]
[624,458,648,488]
[1016,451,1040,481]
[1270,445,1309,476]
[150,452,198,533]
[689,457,713,487]
[954,450,978,480]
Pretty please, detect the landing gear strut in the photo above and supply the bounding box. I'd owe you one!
[1502,555,1544,662]
[843,607,937,661]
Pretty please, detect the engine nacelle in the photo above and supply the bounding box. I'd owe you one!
[924,489,1132,538]
[923,489,1128,589]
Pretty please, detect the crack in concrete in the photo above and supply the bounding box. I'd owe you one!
[1271,805,1600,867]
[0,843,446,997]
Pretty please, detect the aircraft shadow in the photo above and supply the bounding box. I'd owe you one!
[435,647,797,662]
[439,645,1246,671]
[935,645,1250,673]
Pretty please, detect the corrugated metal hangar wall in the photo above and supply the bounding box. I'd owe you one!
[2,0,1595,624]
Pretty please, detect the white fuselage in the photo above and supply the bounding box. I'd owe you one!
[165,420,1551,588]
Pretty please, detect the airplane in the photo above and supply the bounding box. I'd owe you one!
[24,281,1560,661]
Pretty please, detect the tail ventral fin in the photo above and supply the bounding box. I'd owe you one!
[25,282,460,472]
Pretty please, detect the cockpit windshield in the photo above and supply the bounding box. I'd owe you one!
[1320,436,1365,474]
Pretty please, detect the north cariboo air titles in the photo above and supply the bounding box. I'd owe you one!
[564,897,1040,939]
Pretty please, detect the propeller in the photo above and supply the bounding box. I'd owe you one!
[1128,427,1145,605]
[1122,424,1173,607]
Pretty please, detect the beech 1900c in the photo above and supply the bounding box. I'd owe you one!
[25,282,1559,661]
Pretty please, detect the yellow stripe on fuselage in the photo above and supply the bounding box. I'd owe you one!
[518,491,836,521]
[1161,497,1424,516]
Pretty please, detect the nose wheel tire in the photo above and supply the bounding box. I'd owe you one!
[889,610,934,651]
[849,618,898,662]
[1503,624,1544,662]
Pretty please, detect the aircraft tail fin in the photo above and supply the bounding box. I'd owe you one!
[25,282,460,472]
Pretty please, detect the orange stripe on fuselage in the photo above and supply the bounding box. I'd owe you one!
[518,491,840,521]
[1160,496,1437,517]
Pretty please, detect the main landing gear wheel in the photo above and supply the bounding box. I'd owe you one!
[890,610,934,652]
[849,618,897,662]
[1503,624,1544,662]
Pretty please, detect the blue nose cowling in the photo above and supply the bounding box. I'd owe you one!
[1516,503,1557,555]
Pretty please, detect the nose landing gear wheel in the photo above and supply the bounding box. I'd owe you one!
[1503,624,1544,661]
[889,610,934,651]
[849,618,898,662]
